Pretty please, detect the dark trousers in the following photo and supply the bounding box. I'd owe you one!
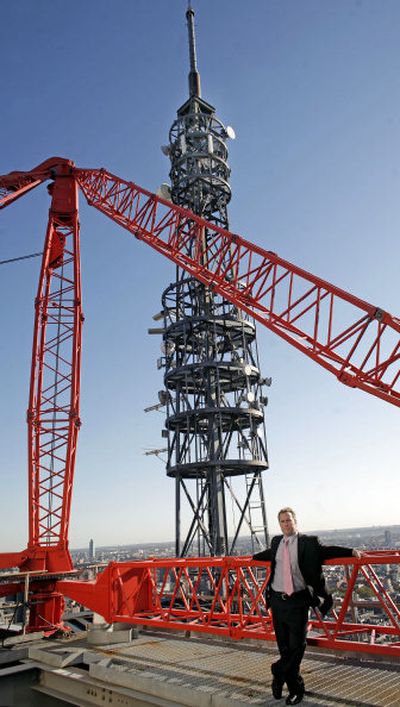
[270,591,309,694]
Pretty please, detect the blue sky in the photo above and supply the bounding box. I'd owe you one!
[0,0,399,551]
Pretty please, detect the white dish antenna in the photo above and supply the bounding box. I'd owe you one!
[156,183,172,202]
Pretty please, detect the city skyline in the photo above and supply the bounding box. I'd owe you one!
[73,523,400,554]
[1,0,399,551]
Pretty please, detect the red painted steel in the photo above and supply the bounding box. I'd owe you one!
[0,158,74,210]
[57,552,400,656]
[75,167,400,407]
[0,159,399,656]
[27,170,82,556]
[0,159,81,568]
[0,162,82,630]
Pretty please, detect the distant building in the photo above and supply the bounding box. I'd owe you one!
[385,530,393,547]
[89,538,95,561]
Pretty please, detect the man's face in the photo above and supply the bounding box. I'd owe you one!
[279,511,297,537]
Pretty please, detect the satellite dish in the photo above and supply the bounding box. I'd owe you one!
[161,340,175,355]
[225,125,236,140]
[161,145,171,156]
[158,390,168,406]
[156,183,172,202]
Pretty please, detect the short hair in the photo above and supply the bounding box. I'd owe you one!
[278,507,297,522]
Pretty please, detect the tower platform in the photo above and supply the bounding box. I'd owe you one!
[2,628,398,706]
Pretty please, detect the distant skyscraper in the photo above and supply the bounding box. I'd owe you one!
[384,530,392,547]
[88,538,95,561]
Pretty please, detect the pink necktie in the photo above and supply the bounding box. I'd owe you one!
[283,538,294,595]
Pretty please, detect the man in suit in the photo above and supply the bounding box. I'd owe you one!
[253,507,362,705]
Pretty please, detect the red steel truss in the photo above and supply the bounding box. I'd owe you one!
[0,157,71,210]
[28,172,82,556]
[56,552,400,657]
[75,167,400,407]
[0,161,81,586]
[0,159,399,656]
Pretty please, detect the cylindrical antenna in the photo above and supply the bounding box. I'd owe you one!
[186,4,201,97]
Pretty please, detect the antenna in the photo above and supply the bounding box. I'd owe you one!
[186,3,201,97]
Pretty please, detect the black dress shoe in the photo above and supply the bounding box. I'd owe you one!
[286,694,303,705]
[271,677,283,699]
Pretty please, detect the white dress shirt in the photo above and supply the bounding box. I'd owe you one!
[271,533,307,593]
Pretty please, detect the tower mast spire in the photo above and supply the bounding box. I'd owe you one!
[186,3,201,97]
[157,4,270,558]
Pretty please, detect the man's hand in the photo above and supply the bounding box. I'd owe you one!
[352,549,364,559]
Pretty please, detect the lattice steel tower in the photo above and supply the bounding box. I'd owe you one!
[156,5,270,557]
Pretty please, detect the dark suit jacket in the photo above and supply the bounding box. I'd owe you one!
[253,533,354,611]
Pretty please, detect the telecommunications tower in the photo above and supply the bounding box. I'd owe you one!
[154,5,270,557]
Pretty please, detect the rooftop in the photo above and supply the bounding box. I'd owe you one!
[1,626,399,706]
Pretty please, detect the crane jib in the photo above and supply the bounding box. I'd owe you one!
[1,158,400,408]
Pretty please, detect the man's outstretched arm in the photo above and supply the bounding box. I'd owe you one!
[252,548,272,561]
[319,542,363,561]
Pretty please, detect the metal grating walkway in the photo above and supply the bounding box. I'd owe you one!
[30,629,400,707]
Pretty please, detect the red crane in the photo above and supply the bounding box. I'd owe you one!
[0,158,399,653]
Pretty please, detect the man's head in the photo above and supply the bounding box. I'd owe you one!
[278,507,297,537]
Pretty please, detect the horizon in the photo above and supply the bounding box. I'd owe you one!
[72,523,400,552]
